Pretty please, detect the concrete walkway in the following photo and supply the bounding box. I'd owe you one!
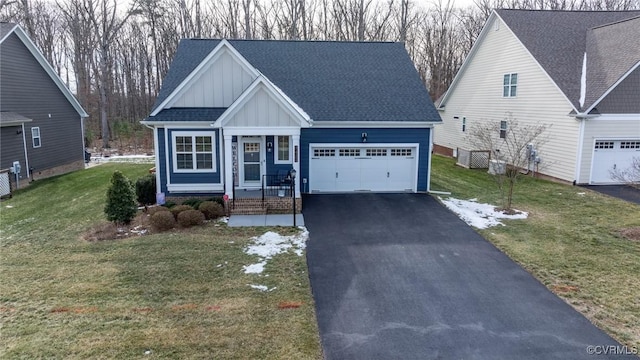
[227,214,305,227]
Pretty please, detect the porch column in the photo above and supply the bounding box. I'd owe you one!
[224,133,234,199]
[292,134,300,198]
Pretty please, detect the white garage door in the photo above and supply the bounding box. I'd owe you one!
[591,140,640,184]
[309,145,418,192]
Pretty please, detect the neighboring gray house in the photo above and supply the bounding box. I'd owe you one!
[435,10,640,184]
[0,23,88,188]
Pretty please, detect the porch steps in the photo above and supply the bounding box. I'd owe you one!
[231,198,268,215]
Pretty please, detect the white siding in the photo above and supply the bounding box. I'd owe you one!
[435,16,580,182]
[578,117,640,183]
[225,86,299,127]
[171,48,255,108]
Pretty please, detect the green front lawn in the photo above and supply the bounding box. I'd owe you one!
[0,164,321,359]
[431,155,640,348]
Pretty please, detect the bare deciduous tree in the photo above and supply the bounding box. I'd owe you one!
[468,116,551,211]
[609,157,640,189]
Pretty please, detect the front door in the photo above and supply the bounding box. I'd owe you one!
[240,137,263,188]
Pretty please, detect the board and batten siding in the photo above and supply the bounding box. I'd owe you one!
[0,33,83,175]
[300,127,431,192]
[225,86,300,127]
[578,118,640,183]
[435,15,580,182]
[170,48,256,108]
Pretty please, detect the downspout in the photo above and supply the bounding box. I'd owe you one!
[142,121,161,201]
[21,123,30,181]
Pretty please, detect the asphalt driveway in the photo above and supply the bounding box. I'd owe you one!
[304,193,635,360]
[582,185,640,205]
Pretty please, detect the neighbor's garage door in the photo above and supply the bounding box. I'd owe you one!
[591,140,640,184]
[309,145,417,192]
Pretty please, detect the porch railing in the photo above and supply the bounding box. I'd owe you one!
[261,174,293,205]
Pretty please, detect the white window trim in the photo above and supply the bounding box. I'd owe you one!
[500,120,508,139]
[171,131,217,173]
[31,127,41,148]
[274,135,292,164]
[503,73,518,98]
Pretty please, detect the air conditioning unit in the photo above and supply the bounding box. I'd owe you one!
[488,159,506,175]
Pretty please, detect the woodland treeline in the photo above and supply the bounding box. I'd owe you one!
[1,0,638,149]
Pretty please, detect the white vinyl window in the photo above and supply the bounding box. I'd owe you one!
[503,73,517,97]
[275,136,292,164]
[172,131,216,172]
[462,117,467,132]
[500,121,508,139]
[31,127,41,148]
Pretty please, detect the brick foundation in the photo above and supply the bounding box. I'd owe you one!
[31,160,85,181]
[230,197,302,215]
[433,144,454,157]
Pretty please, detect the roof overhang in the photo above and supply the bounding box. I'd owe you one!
[0,112,33,127]
[1,25,88,118]
[311,120,437,128]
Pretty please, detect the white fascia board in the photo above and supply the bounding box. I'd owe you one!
[213,76,310,129]
[140,121,213,127]
[587,114,640,121]
[438,12,498,107]
[151,39,260,116]
[11,26,89,118]
[167,183,224,192]
[311,121,436,128]
[223,126,301,136]
[265,77,312,125]
[585,61,640,114]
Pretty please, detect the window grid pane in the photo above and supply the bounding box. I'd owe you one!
[177,154,193,169]
[278,136,290,161]
[196,153,213,169]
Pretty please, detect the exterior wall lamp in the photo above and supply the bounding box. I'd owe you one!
[361,132,367,143]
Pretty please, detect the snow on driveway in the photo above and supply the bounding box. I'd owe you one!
[440,197,528,229]
[242,227,309,274]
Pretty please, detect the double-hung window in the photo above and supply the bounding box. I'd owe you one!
[503,73,517,97]
[172,132,216,172]
[499,120,508,139]
[31,127,41,148]
[275,136,292,164]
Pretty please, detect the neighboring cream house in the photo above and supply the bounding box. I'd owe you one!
[434,9,640,184]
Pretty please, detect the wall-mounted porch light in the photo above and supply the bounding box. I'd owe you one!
[361,132,368,143]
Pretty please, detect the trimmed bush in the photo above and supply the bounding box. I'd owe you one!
[104,171,137,225]
[164,201,177,208]
[147,206,170,216]
[135,174,156,205]
[150,211,176,231]
[198,201,225,220]
[182,198,204,209]
[177,209,205,227]
[170,205,193,219]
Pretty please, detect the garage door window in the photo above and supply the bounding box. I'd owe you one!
[366,148,387,156]
[620,141,640,149]
[313,149,335,157]
[595,141,614,149]
[339,149,360,157]
[391,148,412,156]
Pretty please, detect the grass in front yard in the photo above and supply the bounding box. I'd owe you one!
[0,164,321,359]
[431,155,640,348]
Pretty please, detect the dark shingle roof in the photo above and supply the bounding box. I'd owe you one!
[585,16,640,108]
[144,108,227,122]
[151,39,441,123]
[0,22,16,40]
[496,9,640,111]
[0,111,32,127]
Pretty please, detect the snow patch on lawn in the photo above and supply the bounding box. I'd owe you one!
[248,284,277,292]
[439,197,527,229]
[242,227,308,274]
